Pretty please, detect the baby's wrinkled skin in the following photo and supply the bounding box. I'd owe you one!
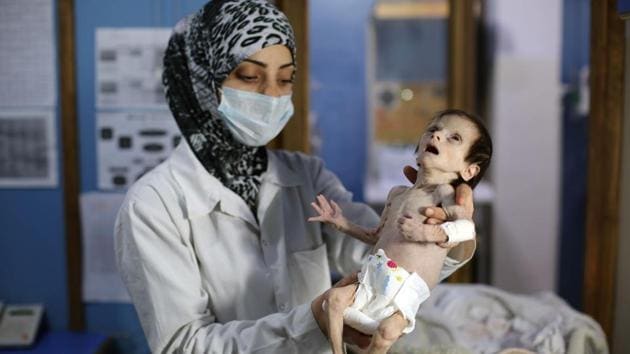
[309,114,481,354]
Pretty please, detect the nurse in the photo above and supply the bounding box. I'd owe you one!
[114,0,474,353]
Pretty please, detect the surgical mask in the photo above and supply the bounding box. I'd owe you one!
[217,87,294,147]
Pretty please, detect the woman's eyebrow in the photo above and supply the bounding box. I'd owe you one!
[242,59,294,69]
[242,59,267,67]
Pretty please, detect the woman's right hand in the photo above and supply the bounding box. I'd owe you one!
[403,165,475,223]
[311,272,371,349]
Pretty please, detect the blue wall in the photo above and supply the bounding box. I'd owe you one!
[0,0,69,332]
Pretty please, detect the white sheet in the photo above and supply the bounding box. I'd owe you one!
[388,284,608,354]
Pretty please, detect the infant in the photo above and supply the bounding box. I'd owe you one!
[309,109,493,354]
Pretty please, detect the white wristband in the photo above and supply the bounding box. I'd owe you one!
[439,219,476,243]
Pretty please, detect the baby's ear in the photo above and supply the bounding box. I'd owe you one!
[460,163,480,182]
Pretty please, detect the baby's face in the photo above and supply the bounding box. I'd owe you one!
[416,114,479,174]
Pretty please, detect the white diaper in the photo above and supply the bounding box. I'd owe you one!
[343,249,430,335]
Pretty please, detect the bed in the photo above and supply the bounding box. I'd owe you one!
[384,284,609,354]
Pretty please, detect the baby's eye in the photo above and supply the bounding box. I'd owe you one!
[449,134,462,142]
[427,126,438,133]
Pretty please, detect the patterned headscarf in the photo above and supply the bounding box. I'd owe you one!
[162,0,296,214]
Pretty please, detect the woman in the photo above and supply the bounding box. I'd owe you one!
[114,0,474,353]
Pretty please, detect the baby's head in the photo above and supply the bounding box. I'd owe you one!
[415,109,493,188]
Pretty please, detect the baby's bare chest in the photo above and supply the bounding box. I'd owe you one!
[392,188,439,220]
[376,188,441,244]
[374,187,449,276]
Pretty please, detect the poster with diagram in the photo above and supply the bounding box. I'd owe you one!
[97,111,180,190]
[95,28,180,190]
[96,28,171,109]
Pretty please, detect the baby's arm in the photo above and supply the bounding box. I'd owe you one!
[309,195,378,244]
[309,186,407,245]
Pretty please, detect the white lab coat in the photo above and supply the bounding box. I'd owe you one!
[114,141,473,353]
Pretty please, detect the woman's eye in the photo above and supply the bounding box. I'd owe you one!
[279,79,294,85]
[237,74,258,83]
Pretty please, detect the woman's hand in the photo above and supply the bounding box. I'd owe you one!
[397,213,448,243]
[403,165,475,223]
[311,273,372,349]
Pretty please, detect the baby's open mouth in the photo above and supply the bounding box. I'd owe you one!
[425,144,439,155]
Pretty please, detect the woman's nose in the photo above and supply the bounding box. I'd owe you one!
[261,83,282,97]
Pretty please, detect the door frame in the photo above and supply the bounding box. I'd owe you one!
[584,0,625,346]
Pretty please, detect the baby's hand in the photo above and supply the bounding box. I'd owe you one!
[308,195,346,230]
[397,213,448,243]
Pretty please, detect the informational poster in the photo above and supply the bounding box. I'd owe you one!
[97,111,181,190]
[0,111,57,187]
[0,0,56,107]
[95,28,172,109]
[80,192,130,303]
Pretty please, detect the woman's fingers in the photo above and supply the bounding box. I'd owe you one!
[333,271,358,288]
[455,184,474,218]
[421,206,447,222]
[437,241,460,249]
[425,217,441,225]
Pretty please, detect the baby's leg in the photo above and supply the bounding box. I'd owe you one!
[367,312,407,354]
[325,283,358,354]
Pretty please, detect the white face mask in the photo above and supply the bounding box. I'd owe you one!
[217,87,294,147]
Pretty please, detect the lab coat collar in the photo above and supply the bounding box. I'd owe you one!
[169,142,254,227]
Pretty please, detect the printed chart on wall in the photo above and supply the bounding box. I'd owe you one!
[0,0,57,107]
[0,111,57,187]
[97,111,180,189]
[96,28,171,109]
[95,28,181,190]
[0,0,58,188]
